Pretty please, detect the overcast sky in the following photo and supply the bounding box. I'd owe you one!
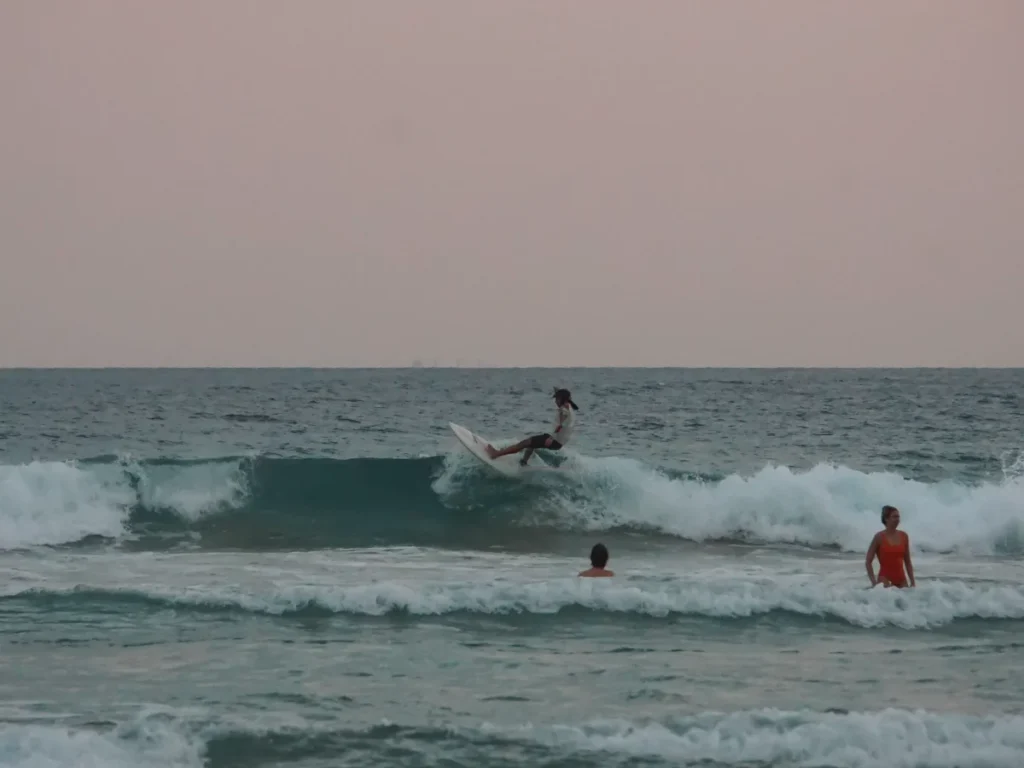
[2,1,1021,367]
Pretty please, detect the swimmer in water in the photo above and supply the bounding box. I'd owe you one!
[578,543,614,577]
[865,505,915,588]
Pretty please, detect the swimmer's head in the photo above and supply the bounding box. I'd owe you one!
[590,542,609,568]
[881,505,900,527]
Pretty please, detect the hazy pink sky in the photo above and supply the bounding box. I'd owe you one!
[2,1,1022,367]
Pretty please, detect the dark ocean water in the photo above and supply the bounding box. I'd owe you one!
[1,368,1023,767]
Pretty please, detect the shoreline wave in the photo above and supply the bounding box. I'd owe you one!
[4,706,1024,768]
[6,577,1024,630]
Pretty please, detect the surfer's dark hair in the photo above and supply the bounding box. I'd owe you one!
[553,388,580,411]
[881,505,898,524]
[590,543,608,568]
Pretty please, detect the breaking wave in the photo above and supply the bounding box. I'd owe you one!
[1,449,1022,554]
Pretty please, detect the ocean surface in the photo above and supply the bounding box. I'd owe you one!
[1,367,1023,768]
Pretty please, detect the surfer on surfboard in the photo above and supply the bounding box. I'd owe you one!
[486,388,580,466]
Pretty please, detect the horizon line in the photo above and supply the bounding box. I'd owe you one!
[2,364,1023,372]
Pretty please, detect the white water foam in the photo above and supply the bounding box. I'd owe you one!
[122,458,250,522]
[0,462,135,549]
[490,708,1024,767]
[0,707,315,768]
[0,719,203,768]
[8,561,1024,629]
[0,459,250,549]
[146,578,1024,628]
[436,451,1024,555]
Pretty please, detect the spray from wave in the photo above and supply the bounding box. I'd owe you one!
[0,449,1021,554]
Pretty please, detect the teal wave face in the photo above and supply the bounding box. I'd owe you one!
[42,455,569,551]
[126,456,525,551]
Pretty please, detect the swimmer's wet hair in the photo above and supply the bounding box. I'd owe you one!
[590,543,609,568]
[881,505,898,524]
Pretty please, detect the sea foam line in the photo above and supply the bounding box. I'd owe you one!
[491,708,1024,767]
[3,707,1024,768]
[6,575,1024,629]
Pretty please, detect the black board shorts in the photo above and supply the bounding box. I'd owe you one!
[527,433,563,450]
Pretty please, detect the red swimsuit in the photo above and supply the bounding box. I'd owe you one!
[876,532,908,587]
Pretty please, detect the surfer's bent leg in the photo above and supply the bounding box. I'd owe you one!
[489,433,559,461]
[521,434,563,465]
[488,438,532,459]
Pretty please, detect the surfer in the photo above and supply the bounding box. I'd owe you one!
[865,505,915,588]
[579,543,614,577]
[486,388,579,466]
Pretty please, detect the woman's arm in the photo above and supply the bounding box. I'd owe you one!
[903,532,915,587]
[865,533,880,586]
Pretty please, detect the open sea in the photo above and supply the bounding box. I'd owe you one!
[1,367,1023,768]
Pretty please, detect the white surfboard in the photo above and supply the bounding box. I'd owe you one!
[449,422,559,478]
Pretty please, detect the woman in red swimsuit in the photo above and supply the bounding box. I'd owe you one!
[865,505,916,588]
